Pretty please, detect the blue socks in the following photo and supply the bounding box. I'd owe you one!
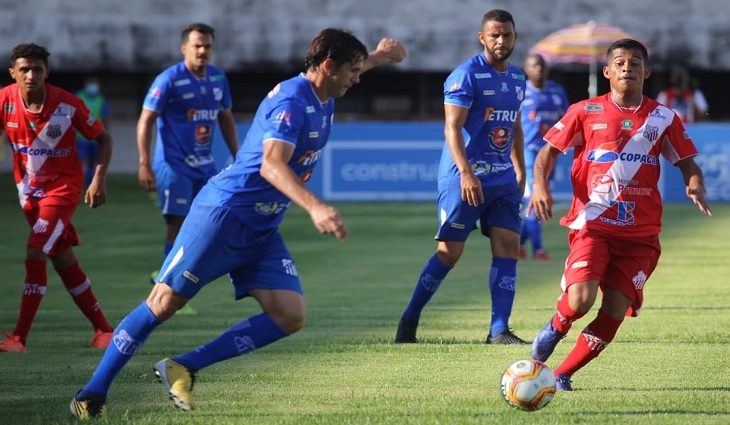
[78,302,161,399]
[173,313,287,371]
[401,254,452,323]
[522,219,543,253]
[489,257,517,336]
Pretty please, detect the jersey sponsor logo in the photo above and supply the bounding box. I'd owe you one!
[113,329,142,356]
[195,124,212,142]
[448,82,462,92]
[6,121,18,128]
[148,87,162,99]
[20,146,72,158]
[643,125,659,142]
[620,186,653,196]
[649,109,666,120]
[182,270,200,284]
[182,92,195,99]
[3,103,15,113]
[281,258,298,276]
[571,260,588,269]
[511,73,525,81]
[305,105,316,113]
[591,174,614,194]
[587,142,660,165]
[470,160,491,176]
[592,123,608,130]
[186,108,220,121]
[474,73,492,79]
[585,103,604,114]
[488,127,510,152]
[86,115,96,126]
[51,106,68,116]
[297,148,323,167]
[308,131,319,138]
[599,200,636,226]
[449,222,465,229]
[483,89,496,96]
[273,110,292,127]
[487,110,518,122]
[173,78,191,86]
[254,201,287,215]
[632,270,648,290]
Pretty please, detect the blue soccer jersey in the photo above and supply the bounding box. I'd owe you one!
[143,61,233,180]
[520,80,568,153]
[440,53,526,187]
[204,74,334,231]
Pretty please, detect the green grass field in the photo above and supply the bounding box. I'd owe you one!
[0,174,728,424]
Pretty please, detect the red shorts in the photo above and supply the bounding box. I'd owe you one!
[23,200,80,256]
[560,228,661,317]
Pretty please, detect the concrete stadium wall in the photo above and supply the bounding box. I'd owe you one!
[1,0,729,71]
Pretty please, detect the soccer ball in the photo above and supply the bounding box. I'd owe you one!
[500,359,556,411]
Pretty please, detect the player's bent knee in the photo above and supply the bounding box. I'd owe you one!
[146,283,188,321]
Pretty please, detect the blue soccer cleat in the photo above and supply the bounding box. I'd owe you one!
[555,374,573,391]
[531,319,566,362]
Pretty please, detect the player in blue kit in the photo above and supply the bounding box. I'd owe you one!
[518,53,568,261]
[137,23,239,314]
[70,28,406,419]
[395,9,528,345]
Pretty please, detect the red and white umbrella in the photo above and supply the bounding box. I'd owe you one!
[530,21,646,97]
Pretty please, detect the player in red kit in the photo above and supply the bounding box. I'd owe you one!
[528,39,711,390]
[0,43,115,352]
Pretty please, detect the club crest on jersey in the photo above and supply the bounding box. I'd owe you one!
[45,124,62,138]
[195,124,212,143]
[213,87,223,101]
[489,127,510,152]
[500,82,509,92]
[515,85,524,101]
[643,125,659,142]
[621,119,633,130]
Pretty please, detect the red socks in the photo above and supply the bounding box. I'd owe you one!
[554,310,622,377]
[551,292,586,334]
[13,260,48,344]
[57,262,113,333]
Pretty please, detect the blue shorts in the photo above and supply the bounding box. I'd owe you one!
[154,163,207,217]
[435,178,522,241]
[155,202,302,300]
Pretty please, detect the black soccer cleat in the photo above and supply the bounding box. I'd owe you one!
[486,329,530,345]
[394,319,419,343]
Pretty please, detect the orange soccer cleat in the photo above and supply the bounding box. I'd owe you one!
[0,333,26,352]
[90,329,113,349]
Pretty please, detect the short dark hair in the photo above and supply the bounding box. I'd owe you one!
[607,39,649,63]
[11,43,50,67]
[181,23,215,43]
[482,9,516,31]
[304,28,368,71]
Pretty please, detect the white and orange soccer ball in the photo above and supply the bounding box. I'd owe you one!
[500,359,556,411]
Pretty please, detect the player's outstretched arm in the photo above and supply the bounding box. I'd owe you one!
[676,157,712,216]
[527,144,560,222]
[361,38,407,74]
[84,129,112,208]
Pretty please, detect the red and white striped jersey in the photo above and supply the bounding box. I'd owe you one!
[544,93,697,237]
[0,83,104,207]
